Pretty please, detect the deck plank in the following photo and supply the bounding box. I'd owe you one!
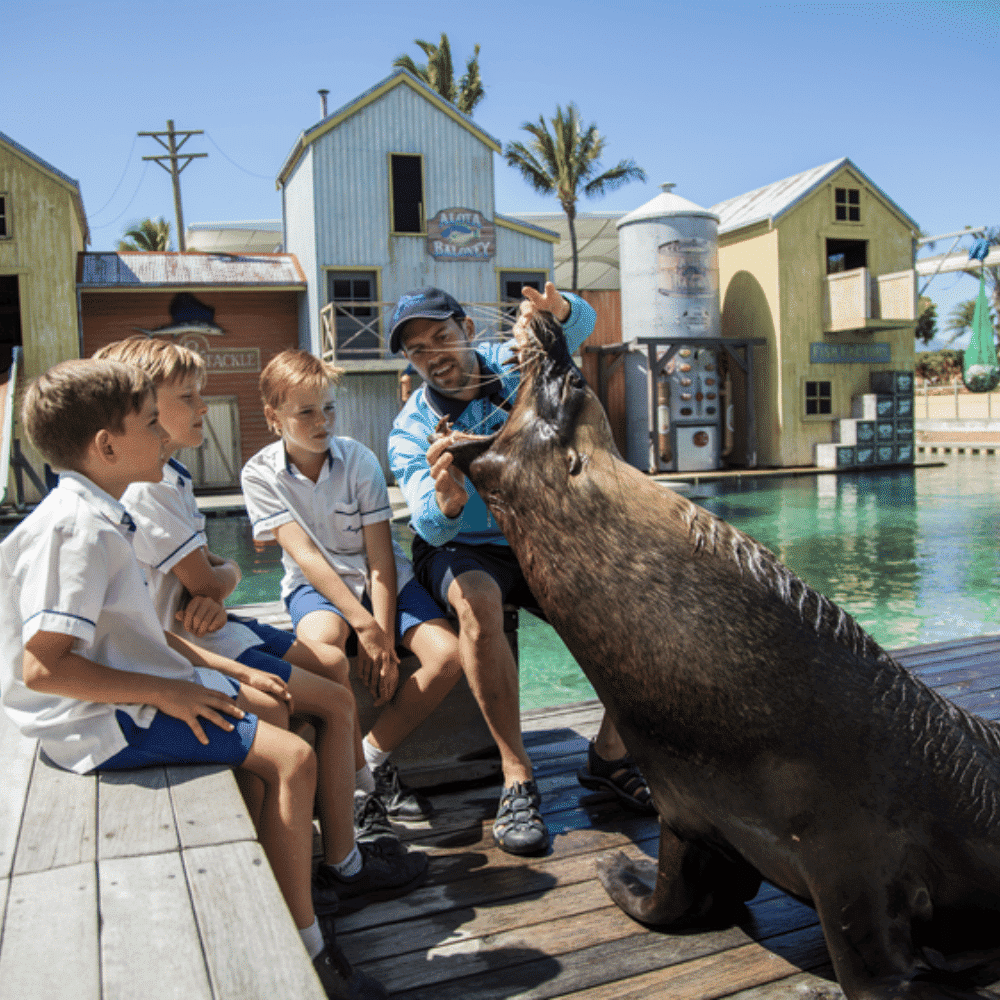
[166,763,256,849]
[12,749,95,875]
[98,766,178,859]
[183,840,326,1000]
[99,851,213,1000]
[0,863,99,1000]
[0,713,34,880]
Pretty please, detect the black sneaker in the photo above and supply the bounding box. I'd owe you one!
[314,840,428,902]
[492,779,549,856]
[372,761,434,819]
[312,944,387,1000]
[353,790,399,847]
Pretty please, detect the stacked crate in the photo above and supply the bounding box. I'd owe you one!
[815,371,915,469]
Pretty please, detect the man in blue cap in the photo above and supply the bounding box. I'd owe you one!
[387,283,654,857]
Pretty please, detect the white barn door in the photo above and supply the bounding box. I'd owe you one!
[173,396,241,489]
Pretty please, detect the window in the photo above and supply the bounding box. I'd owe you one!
[826,238,867,274]
[834,187,860,223]
[327,270,380,358]
[390,154,423,234]
[499,271,548,322]
[0,195,9,238]
[805,380,832,416]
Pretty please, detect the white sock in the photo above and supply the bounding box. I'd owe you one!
[331,844,363,879]
[300,918,324,960]
[362,737,391,771]
[355,765,375,794]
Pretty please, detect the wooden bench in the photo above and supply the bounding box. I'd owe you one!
[0,710,327,1000]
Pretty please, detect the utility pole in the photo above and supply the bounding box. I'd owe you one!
[138,120,206,252]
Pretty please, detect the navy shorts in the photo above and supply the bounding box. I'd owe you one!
[285,577,445,656]
[411,535,544,618]
[230,616,295,682]
[96,706,258,771]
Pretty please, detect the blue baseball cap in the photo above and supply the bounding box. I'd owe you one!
[389,287,466,354]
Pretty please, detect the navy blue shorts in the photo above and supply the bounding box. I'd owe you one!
[230,616,295,682]
[96,706,258,771]
[411,535,544,618]
[285,577,445,656]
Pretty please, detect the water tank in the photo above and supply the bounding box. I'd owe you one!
[616,182,720,340]
[617,184,723,473]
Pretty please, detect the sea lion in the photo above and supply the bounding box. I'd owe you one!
[438,309,1000,1000]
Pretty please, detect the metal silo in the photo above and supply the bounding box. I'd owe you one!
[617,183,722,473]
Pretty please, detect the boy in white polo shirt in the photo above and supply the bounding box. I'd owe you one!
[93,336,427,901]
[241,350,463,825]
[0,358,386,1000]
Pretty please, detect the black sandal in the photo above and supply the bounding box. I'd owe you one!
[577,741,657,815]
[492,780,550,856]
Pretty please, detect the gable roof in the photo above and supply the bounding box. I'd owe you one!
[276,68,502,189]
[0,131,89,245]
[78,252,306,289]
[709,157,919,236]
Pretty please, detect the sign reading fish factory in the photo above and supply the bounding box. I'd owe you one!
[426,208,495,261]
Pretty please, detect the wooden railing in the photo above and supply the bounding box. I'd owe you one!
[319,300,522,365]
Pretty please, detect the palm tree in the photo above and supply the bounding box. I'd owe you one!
[504,104,646,291]
[118,217,171,252]
[393,33,485,116]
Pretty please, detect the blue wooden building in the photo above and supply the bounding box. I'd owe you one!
[275,68,558,472]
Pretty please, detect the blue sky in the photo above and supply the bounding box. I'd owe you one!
[6,0,997,347]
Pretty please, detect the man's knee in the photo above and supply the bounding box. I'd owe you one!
[448,572,504,640]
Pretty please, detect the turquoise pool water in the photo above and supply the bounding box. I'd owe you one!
[205,455,1000,711]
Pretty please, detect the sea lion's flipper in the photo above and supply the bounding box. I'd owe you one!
[814,887,999,1000]
[595,826,709,925]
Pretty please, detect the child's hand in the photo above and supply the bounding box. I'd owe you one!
[239,666,295,714]
[151,678,246,745]
[355,622,400,706]
[177,595,228,637]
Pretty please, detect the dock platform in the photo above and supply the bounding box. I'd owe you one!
[3,633,1000,998]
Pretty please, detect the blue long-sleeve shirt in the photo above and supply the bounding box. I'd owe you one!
[388,293,596,548]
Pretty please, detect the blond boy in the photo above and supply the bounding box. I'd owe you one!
[93,336,427,903]
[241,350,463,819]
[0,358,389,999]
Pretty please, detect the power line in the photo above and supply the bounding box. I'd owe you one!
[87,134,139,219]
[204,132,274,181]
[88,161,151,231]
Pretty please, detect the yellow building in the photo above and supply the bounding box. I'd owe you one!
[1,132,89,501]
[713,158,919,468]
[0,132,88,374]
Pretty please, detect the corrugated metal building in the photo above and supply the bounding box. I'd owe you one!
[274,68,559,477]
[79,252,307,487]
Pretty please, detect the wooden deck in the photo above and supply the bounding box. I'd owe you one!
[3,632,1000,999]
[337,633,1000,1000]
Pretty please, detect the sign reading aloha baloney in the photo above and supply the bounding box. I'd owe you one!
[426,208,495,261]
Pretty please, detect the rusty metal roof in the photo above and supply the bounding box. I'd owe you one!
[78,252,306,288]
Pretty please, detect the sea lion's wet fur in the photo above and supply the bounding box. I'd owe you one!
[443,312,1000,1000]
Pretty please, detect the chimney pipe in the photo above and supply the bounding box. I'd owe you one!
[318,89,329,118]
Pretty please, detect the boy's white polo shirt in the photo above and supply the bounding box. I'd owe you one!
[0,471,230,774]
[124,458,260,659]
[241,435,413,604]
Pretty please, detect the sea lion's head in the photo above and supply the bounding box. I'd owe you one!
[441,307,615,497]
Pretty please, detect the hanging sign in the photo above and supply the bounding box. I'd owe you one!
[426,208,495,261]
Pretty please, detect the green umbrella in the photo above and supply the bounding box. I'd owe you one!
[962,240,998,393]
